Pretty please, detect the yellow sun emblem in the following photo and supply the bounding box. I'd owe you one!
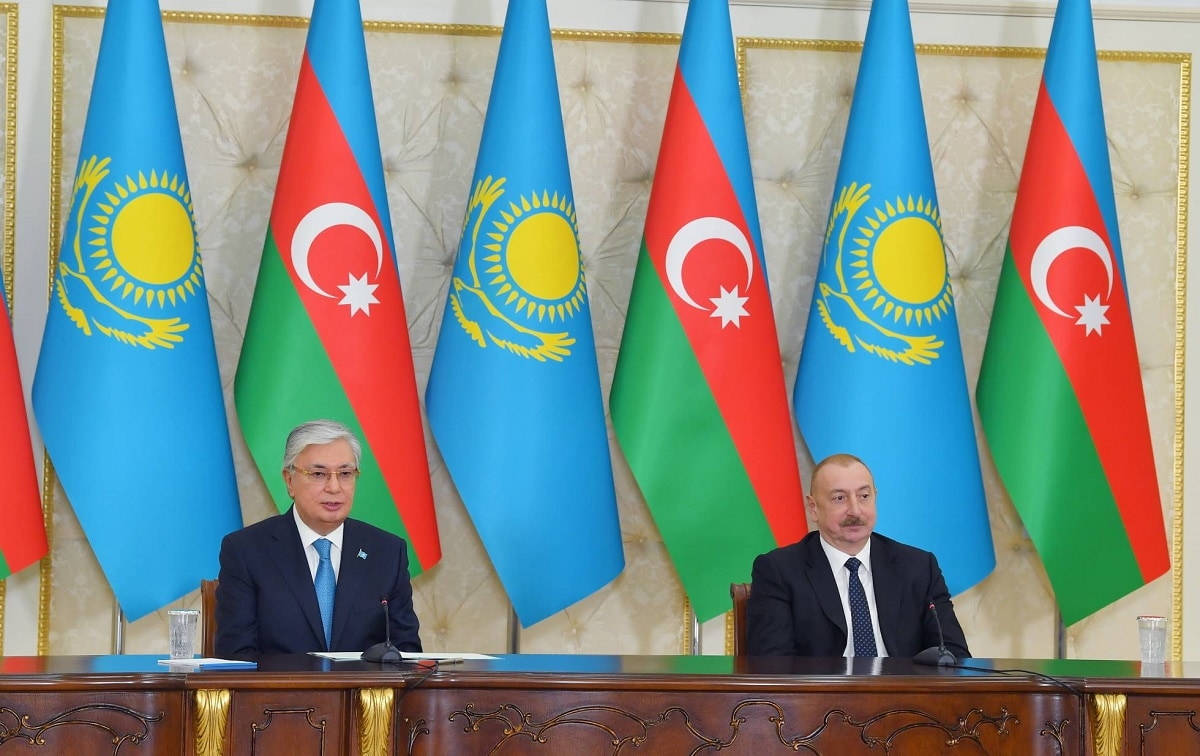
[53,155,202,349]
[448,176,582,362]
[814,182,952,365]
[483,189,586,323]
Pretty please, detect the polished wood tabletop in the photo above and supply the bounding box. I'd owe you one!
[0,654,1194,754]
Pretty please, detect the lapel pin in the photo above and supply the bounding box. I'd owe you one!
[358,549,367,560]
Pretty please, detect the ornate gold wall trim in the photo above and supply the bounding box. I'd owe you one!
[1,2,13,305]
[0,1,14,656]
[58,5,683,46]
[730,0,1200,24]
[1172,53,1191,661]
[42,3,76,660]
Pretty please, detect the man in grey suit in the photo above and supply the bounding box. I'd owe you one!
[215,419,421,659]
[747,453,969,659]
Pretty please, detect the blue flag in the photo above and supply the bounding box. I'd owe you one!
[32,0,241,621]
[426,0,624,626]
[793,0,994,594]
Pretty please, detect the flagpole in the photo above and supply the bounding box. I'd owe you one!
[1056,609,1066,659]
[683,598,699,655]
[691,609,701,655]
[112,603,125,655]
[507,605,520,654]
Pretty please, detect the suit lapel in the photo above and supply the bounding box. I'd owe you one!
[332,520,370,648]
[803,534,847,635]
[870,535,901,655]
[267,510,326,647]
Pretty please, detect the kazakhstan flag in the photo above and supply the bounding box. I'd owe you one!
[425,0,624,626]
[32,0,241,621]
[794,0,994,594]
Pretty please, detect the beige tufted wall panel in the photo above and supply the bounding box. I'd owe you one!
[43,9,1184,660]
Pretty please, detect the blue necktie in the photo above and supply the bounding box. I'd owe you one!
[314,538,335,650]
[845,557,878,657]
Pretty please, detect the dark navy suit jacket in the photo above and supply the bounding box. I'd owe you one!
[746,531,969,658]
[214,509,421,659]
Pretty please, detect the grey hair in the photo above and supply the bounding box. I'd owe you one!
[282,419,363,470]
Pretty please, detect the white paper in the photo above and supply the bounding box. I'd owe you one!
[308,651,497,661]
[401,652,497,661]
[158,657,257,669]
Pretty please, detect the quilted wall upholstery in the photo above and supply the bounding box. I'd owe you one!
[38,10,1182,659]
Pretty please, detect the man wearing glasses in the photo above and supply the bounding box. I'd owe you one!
[215,419,422,659]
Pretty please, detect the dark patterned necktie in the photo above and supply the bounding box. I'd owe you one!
[845,557,878,657]
[314,538,335,650]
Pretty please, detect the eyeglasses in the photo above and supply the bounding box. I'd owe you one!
[289,466,360,485]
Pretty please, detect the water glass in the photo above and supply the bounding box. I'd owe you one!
[1137,615,1167,664]
[167,609,200,660]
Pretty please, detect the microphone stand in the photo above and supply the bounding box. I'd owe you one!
[913,601,957,667]
[361,598,402,663]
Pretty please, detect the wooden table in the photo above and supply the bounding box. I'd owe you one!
[0,654,1194,754]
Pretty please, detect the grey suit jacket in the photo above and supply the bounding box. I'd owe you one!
[214,509,421,659]
[746,531,969,658]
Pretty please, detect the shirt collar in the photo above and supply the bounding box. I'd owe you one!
[292,506,345,552]
[818,533,873,575]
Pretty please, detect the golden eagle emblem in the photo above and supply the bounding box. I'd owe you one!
[814,182,955,366]
[54,155,205,349]
[449,176,588,362]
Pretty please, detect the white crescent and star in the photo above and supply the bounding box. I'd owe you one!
[1028,224,1114,336]
[665,216,754,328]
[291,202,384,316]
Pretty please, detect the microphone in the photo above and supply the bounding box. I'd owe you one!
[913,601,957,667]
[361,598,402,663]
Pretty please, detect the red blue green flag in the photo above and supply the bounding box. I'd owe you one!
[0,274,45,581]
[235,0,440,570]
[977,0,1169,624]
[610,0,806,622]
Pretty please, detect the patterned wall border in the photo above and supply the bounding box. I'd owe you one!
[0,2,16,656]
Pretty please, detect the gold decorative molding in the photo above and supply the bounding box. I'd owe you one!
[1,1,14,307]
[58,4,682,48]
[358,687,394,756]
[728,0,1200,24]
[1091,693,1127,756]
[35,458,52,656]
[194,688,230,756]
[0,1,14,656]
[1172,53,1191,663]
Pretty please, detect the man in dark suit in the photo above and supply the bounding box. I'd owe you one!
[746,453,969,658]
[215,419,421,659]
